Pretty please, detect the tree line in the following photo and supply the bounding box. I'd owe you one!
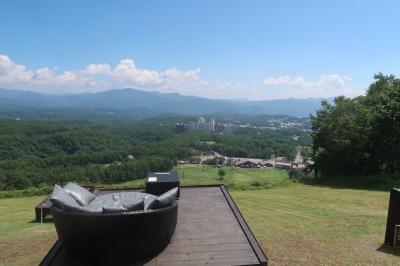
[311,74,400,177]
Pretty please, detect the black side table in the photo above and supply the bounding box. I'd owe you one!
[146,172,180,198]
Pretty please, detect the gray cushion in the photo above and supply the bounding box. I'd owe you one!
[94,194,116,207]
[144,194,158,210]
[145,187,178,210]
[119,192,146,211]
[98,192,147,211]
[125,200,144,211]
[63,182,95,207]
[50,184,79,208]
[87,197,107,210]
[50,185,102,213]
[156,187,178,208]
[102,196,127,213]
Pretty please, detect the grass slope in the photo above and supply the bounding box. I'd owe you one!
[232,185,400,265]
[0,165,399,265]
[0,196,56,266]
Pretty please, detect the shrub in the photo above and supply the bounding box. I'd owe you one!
[217,168,226,180]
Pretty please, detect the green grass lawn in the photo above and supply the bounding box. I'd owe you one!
[232,185,400,265]
[109,164,291,190]
[0,165,399,265]
[0,196,57,266]
[200,141,216,145]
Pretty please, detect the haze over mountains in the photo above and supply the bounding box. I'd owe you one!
[0,88,326,119]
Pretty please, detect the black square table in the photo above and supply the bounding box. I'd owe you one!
[145,172,180,197]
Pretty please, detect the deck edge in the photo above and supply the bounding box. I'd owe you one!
[220,185,268,266]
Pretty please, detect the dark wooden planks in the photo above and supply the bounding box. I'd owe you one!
[40,185,267,266]
[221,185,268,265]
[155,186,261,265]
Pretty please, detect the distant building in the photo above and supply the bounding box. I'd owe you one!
[214,123,225,132]
[208,118,216,132]
[234,159,260,168]
[188,121,196,131]
[175,122,188,133]
[224,123,234,135]
[291,162,306,169]
[275,162,292,170]
[259,160,275,168]
[198,117,207,131]
[184,117,235,135]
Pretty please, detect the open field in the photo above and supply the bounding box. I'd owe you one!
[0,165,399,265]
[0,165,289,198]
[109,164,291,190]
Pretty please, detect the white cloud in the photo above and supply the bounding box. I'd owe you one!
[0,54,360,99]
[84,63,111,75]
[112,59,160,85]
[0,55,204,94]
[262,74,357,98]
[57,71,78,83]
[35,67,54,80]
[161,68,200,79]
[0,55,33,83]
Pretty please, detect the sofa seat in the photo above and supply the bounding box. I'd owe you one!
[50,184,179,262]
[87,192,149,211]
[51,200,178,263]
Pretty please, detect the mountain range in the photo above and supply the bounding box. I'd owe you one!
[0,88,326,119]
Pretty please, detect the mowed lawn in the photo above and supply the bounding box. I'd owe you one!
[110,164,291,190]
[0,165,399,265]
[0,196,57,266]
[232,185,400,265]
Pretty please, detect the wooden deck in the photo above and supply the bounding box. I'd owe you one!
[40,185,268,266]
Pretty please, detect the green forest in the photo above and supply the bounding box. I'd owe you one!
[312,74,400,177]
[0,119,303,190]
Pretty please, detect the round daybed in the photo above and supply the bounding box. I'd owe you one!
[51,200,178,263]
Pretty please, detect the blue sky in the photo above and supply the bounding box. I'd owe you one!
[0,0,399,100]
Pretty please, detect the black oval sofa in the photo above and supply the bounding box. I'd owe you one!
[51,201,178,263]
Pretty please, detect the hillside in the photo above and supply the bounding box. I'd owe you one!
[0,88,325,118]
[0,119,301,190]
